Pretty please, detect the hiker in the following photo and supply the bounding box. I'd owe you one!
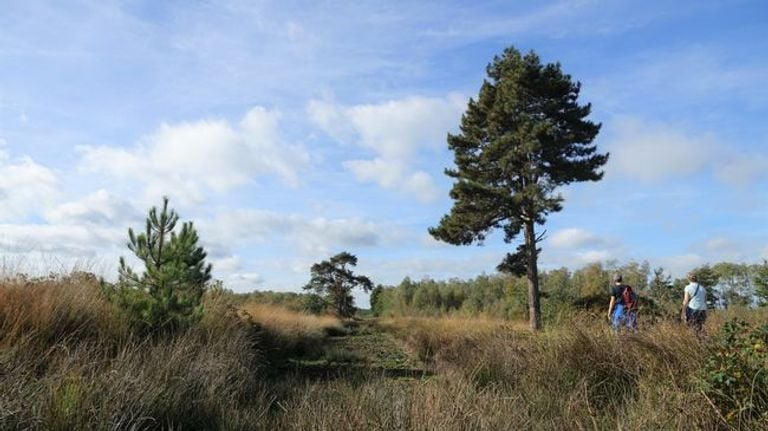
[607,274,638,332]
[681,272,707,334]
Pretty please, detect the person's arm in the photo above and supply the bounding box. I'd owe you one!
[608,296,615,321]
[681,290,690,321]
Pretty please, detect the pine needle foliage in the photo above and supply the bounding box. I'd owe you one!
[303,252,373,318]
[105,197,212,333]
[430,46,608,330]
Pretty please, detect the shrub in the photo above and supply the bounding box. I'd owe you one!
[699,318,768,424]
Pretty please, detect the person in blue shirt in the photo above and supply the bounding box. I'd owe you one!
[607,273,638,332]
[681,272,707,334]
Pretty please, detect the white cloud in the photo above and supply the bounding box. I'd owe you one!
[223,272,266,291]
[306,99,355,143]
[656,253,704,278]
[78,107,310,203]
[549,228,607,249]
[343,158,440,203]
[45,189,141,226]
[199,209,393,257]
[693,234,768,263]
[309,94,464,202]
[575,250,613,264]
[703,236,737,254]
[606,117,716,182]
[715,152,768,186]
[365,251,502,284]
[0,143,58,221]
[403,170,440,202]
[605,117,768,188]
[0,223,122,257]
[345,95,465,158]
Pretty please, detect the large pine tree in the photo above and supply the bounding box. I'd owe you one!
[430,47,608,330]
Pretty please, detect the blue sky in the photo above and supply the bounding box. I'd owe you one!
[1,0,767,304]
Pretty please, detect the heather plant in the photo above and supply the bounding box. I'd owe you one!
[103,197,212,333]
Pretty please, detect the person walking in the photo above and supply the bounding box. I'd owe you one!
[607,274,638,332]
[682,272,707,334]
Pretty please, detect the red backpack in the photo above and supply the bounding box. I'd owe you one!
[622,285,637,310]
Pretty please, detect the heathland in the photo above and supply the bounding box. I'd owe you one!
[1,270,767,430]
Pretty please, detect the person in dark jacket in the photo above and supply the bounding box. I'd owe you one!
[607,273,638,332]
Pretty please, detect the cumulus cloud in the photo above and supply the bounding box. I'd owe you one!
[78,107,310,203]
[0,142,58,221]
[308,95,465,202]
[199,209,392,256]
[606,117,717,182]
[549,228,608,249]
[575,250,614,264]
[540,227,625,268]
[0,223,123,258]
[45,189,141,226]
[343,158,440,202]
[345,95,465,158]
[307,99,355,143]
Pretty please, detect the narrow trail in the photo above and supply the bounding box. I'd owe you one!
[281,318,432,381]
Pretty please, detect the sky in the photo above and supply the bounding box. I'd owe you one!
[1,0,767,306]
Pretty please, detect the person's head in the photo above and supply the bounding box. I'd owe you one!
[687,272,698,283]
[613,273,623,284]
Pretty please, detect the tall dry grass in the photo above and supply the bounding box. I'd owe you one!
[0,273,267,430]
[0,272,128,350]
[376,312,768,430]
[238,302,345,364]
[3,273,766,430]
[240,302,344,340]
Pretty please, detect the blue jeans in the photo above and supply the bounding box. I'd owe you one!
[612,304,637,331]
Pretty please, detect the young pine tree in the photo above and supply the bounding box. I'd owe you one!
[105,197,212,333]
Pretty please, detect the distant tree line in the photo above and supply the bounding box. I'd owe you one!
[370,260,768,320]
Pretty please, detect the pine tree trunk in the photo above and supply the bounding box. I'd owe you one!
[525,220,542,331]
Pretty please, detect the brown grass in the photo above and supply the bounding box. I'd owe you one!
[0,272,128,350]
[0,273,266,430]
[3,273,767,430]
[372,312,768,430]
[240,302,344,339]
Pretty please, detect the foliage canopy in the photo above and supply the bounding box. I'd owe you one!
[303,251,373,317]
[430,46,607,329]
